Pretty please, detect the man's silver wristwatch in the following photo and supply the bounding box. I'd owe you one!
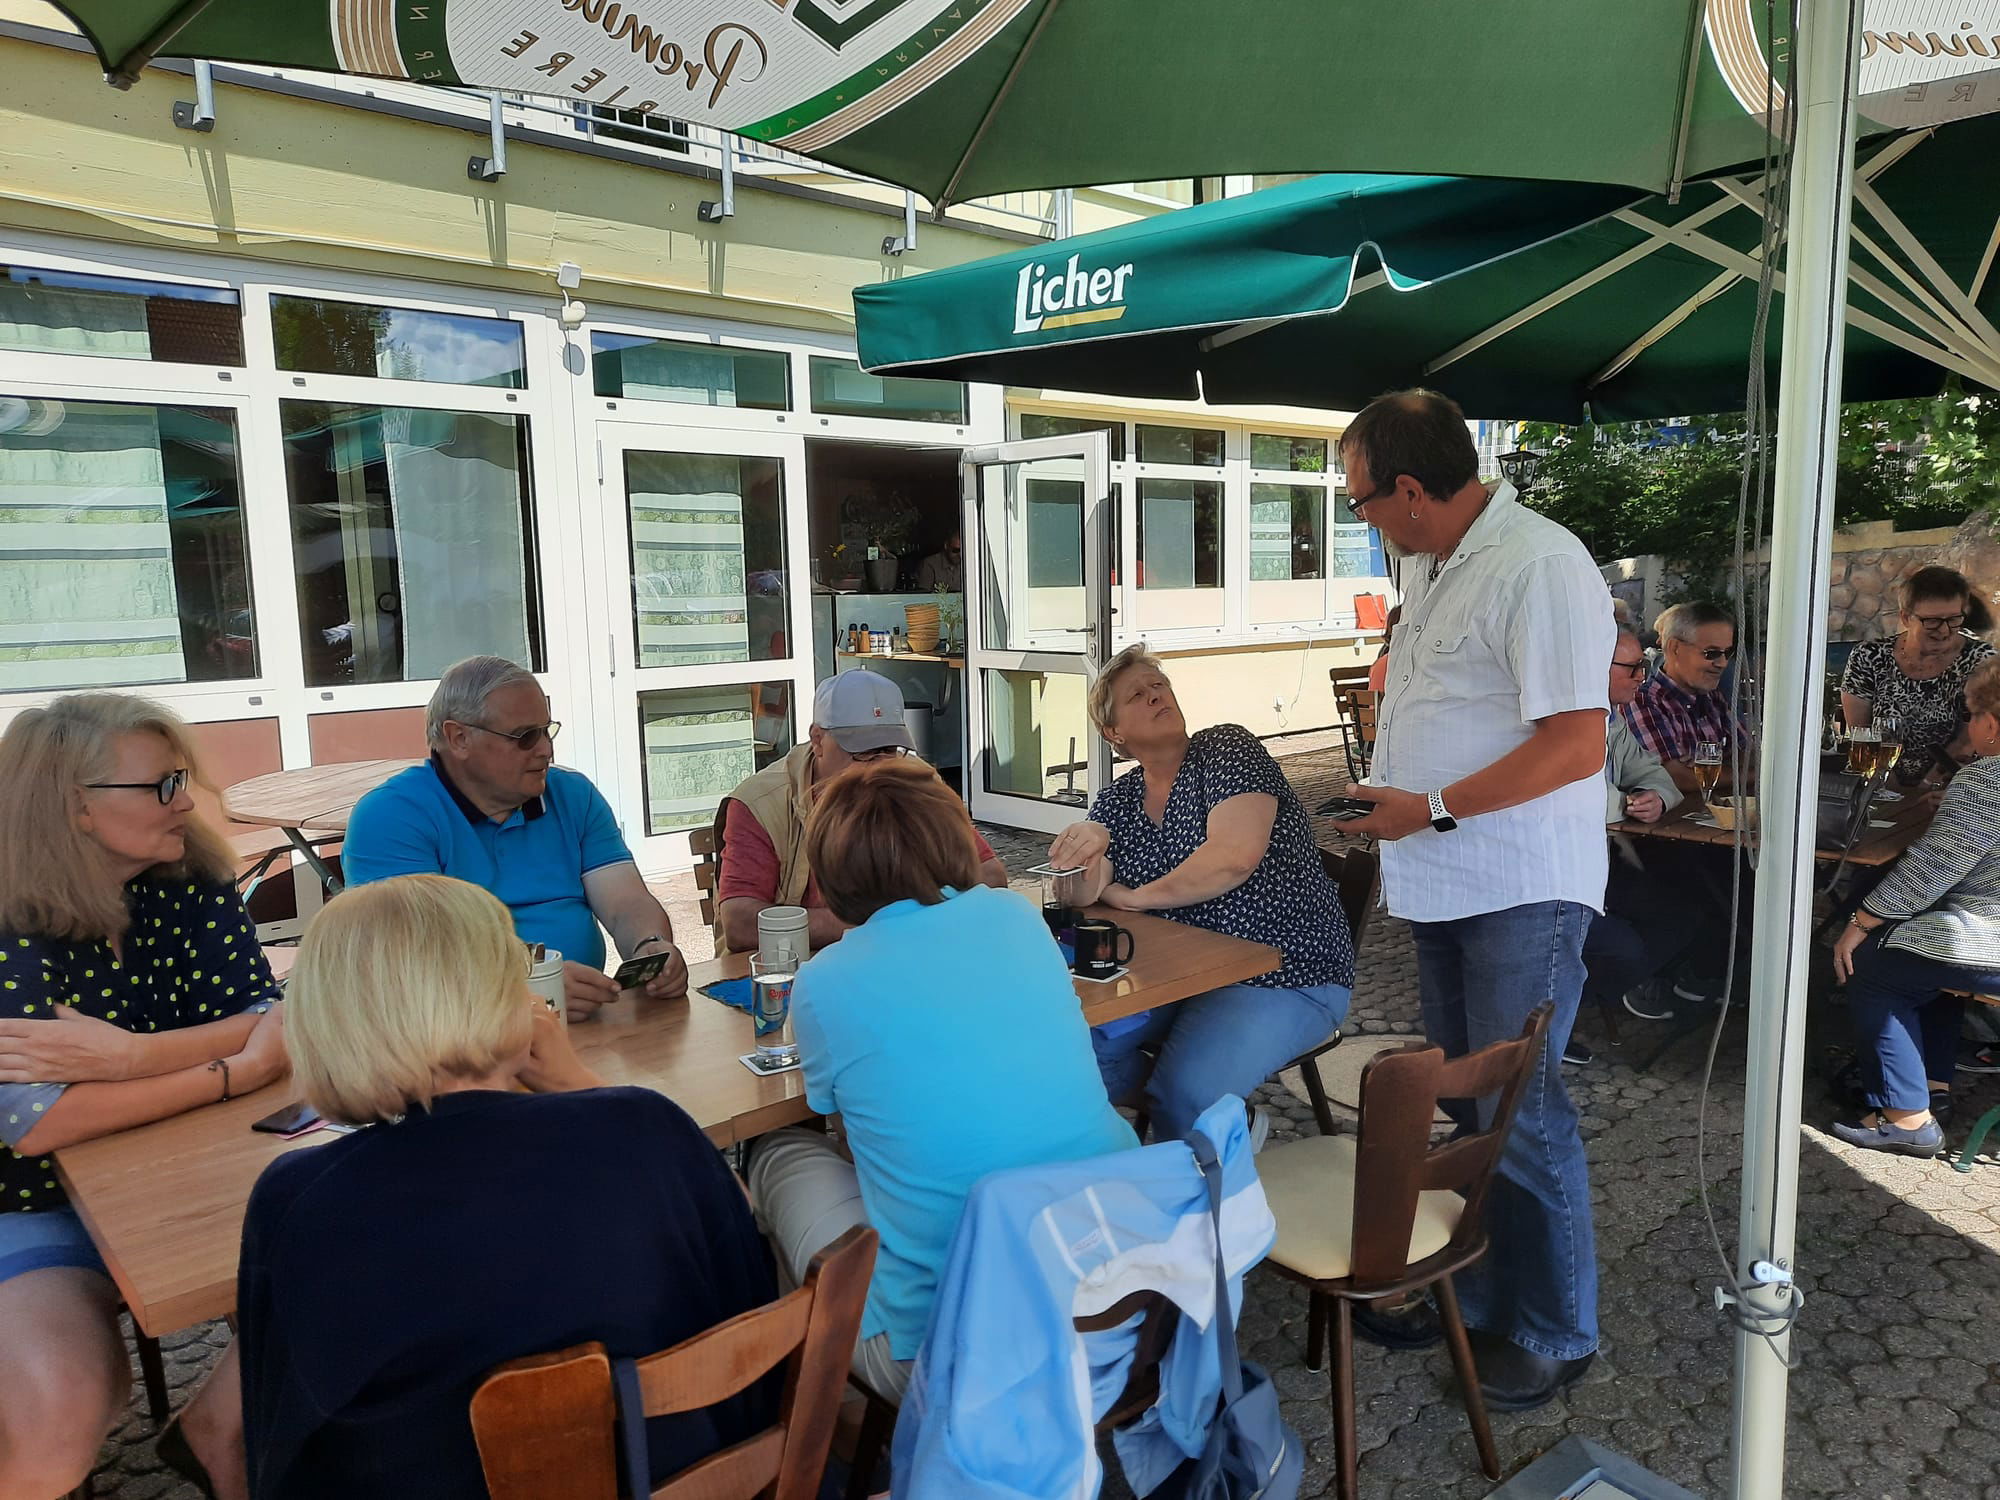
[1427,790,1458,833]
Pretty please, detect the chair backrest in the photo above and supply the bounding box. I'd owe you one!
[1317,843,1378,952]
[1344,1006,1553,1288]
[1327,663,1372,694]
[691,809,725,939]
[1343,688,1380,746]
[470,1226,878,1500]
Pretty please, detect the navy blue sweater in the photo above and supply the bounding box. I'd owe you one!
[238,1086,778,1499]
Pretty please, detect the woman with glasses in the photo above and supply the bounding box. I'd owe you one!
[0,694,288,1498]
[1841,566,1995,790]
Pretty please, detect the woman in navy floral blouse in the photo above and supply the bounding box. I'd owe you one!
[0,695,287,1499]
[1049,645,1354,1144]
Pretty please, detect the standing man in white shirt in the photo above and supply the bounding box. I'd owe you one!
[1341,390,1613,1413]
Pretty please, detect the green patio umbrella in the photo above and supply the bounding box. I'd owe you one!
[49,0,2000,206]
[855,112,2000,421]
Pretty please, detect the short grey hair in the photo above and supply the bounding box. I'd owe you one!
[427,656,539,751]
[1615,623,1642,646]
[1088,642,1168,735]
[1655,601,1735,646]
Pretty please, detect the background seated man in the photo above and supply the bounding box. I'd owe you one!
[344,656,686,1020]
[714,670,1006,954]
[1623,601,1748,798]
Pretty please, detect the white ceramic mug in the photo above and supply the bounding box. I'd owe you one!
[526,949,566,1024]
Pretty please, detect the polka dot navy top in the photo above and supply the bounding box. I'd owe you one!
[0,877,280,1216]
[1088,724,1355,990]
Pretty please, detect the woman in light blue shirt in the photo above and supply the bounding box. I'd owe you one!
[747,759,1134,1398]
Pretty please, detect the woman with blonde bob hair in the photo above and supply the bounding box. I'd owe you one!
[223,874,780,1500]
[0,693,286,1500]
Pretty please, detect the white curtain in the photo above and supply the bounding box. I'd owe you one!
[626,452,752,667]
[641,686,760,833]
[383,409,533,680]
[0,283,151,359]
[0,401,186,690]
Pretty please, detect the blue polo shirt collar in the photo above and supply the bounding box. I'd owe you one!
[428,753,547,829]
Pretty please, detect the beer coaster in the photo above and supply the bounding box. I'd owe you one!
[738,1051,803,1076]
[1071,965,1131,984]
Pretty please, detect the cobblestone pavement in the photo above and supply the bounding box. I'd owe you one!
[86,732,2000,1499]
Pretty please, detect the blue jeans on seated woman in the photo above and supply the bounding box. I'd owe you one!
[1092,980,1350,1144]
[1845,929,1983,1112]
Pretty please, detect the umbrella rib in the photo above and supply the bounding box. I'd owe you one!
[1423,179,1766,377]
[1973,218,2000,309]
[1590,269,1739,389]
[1848,222,1999,358]
[933,0,1066,214]
[1850,178,2000,354]
[104,0,216,88]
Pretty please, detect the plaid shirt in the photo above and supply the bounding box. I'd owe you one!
[1620,670,1737,762]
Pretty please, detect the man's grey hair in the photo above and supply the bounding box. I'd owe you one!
[1615,623,1642,645]
[427,656,539,751]
[1654,601,1735,646]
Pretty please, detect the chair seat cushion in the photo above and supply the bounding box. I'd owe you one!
[1257,1134,1462,1281]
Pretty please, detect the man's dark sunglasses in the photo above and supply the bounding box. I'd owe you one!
[1693,646,1737,663]
[464,720,563,750]
[84,768,190,804]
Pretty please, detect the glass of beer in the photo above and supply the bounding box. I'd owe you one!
[1875,713,1904,780]
[1845,726,1881,780]
[1693,740,1725,809]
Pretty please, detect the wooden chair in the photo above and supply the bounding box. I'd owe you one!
[1334,688,1380,783]
[691,813,724,941]
[845,1288,1179,1499]
[1327,663,1373,695]
[470,1226,877,1500]
[1254,1004,1554,1500]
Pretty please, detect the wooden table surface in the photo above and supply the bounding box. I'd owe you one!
[1609,792,1932,869]
[56,912,1276,1337]
[221,759,419,834]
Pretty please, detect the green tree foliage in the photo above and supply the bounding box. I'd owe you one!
[1518,385,1997,597]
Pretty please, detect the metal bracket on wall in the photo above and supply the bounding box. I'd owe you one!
[882,190,918,256]
[171,59,216,131]
[467,91,507,181]
[698,148,736,223]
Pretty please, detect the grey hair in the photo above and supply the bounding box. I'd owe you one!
[1088,642,1167,736]
[427,656,539,751]
[1615,623,1642,645]
[1654,601,1735,645]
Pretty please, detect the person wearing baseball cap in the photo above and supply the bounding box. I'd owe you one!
[712,670,1006,953]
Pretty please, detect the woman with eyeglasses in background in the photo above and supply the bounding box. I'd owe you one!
[0,694,288,1499]
[1841,565,1995,791]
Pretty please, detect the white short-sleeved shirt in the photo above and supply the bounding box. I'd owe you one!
[1371,484,1614,923]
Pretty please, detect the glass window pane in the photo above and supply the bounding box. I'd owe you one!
[808,357,965,424]
[0,395,255,690]
[592,334,789,410]
[1017,411,1125,461]
[272,297,527,388]
[623,451,788,668]
[1249,484,1324,581]
[639,682,794,835]
[1250,433,1328,472]
[1,265,242,365]
[1331,488,1388,578]
[1135,423,1224,467]
[1137,478,1222,589]
[981,667,1090,807]
[282,401,542,686]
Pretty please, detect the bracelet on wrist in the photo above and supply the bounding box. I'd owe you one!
[208,1056,233,1102]
[631,935,669,954]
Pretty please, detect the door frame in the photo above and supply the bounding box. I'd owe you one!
[960,431,1113,835]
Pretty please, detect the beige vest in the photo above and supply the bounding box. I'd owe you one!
[716,744,816,955]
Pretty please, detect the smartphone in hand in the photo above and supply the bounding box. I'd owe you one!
[1315,795,1377,822]
[611,949,673,990]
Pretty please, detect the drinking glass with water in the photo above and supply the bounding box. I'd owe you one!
[749,950,799,1068]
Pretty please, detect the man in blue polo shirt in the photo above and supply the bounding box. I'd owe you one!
[343,656,687,1019]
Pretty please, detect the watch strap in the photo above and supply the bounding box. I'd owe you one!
[1427,789,1458,832]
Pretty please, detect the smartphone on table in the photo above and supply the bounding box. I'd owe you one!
[251,1100,322,1138]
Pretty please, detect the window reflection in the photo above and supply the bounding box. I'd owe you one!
[0,265,242,365]
[272,297,527,388]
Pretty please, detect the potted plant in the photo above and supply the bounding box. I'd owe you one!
[864,502,919,592]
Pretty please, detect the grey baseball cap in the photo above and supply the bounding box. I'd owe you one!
[813,670,914,753]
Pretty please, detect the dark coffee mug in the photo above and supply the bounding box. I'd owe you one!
[1042,901,1079,939]
[1072,919,1135,977]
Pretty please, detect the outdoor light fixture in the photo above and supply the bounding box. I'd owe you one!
[1498,449,1544,491]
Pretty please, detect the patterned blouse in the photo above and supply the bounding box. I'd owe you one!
[0,877,280,1216]
[1840,634,1994,785]
[1087,724,1355,990]
[1863,753,2000,967]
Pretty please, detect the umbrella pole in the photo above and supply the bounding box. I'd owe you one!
[1729,1,1863,1495]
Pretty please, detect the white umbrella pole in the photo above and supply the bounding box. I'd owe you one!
[1729,1,1863,1495]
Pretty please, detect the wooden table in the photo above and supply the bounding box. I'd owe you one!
[55,916,1276,1337]
[222,759,418,892]
[1609,793,1933,869]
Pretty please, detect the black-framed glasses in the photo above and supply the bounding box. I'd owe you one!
[1345,481,1395,517]
[1913,612,1966,633]
[1694,646,1737,663]
[463,720,562,750]
[83,768,190,805]
[1612,657,1650,678]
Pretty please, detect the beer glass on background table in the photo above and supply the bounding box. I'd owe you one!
[1693,740,1725,811]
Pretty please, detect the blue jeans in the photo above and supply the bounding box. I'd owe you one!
[1845,930,1985,1112]
[1093,981,1350,1143]
[1410,901,1598,1362]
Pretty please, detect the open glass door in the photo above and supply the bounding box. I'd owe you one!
[962,432,1112,834]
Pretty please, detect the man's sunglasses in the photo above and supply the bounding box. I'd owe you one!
[1689,646,1736,663]
[84,768,191,805]
[463,720,563,750]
